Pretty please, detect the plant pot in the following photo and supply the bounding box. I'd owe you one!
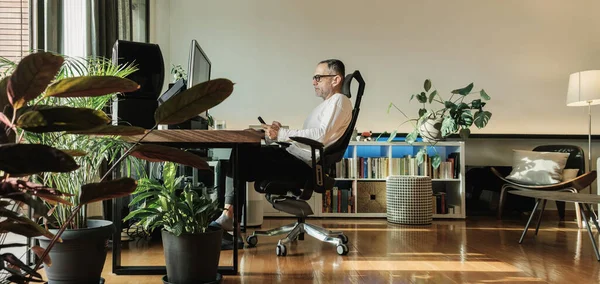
[162,227,223,284]
[419,117,444,142]
[36,219,115,284]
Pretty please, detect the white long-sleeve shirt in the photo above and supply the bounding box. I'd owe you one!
[275,93,353,165]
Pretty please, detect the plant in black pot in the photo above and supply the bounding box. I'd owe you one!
[388,79,492,168]
[0,51,236,283]
[124,162,222,284]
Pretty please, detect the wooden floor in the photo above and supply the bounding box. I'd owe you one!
[97,217,600,283]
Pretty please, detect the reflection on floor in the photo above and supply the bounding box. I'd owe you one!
[98,217,600,283]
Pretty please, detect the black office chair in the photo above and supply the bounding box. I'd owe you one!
[246,70,365,256]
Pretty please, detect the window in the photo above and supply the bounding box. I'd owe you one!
[0,0,29,62]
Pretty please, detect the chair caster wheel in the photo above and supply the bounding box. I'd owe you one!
[246,235,258,247]
[276,244,287,256]
[338,234,348,244]
[336,244,349,255]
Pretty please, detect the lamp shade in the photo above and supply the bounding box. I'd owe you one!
[567,70,600,106]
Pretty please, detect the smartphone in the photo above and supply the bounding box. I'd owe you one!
[258,116,266,124]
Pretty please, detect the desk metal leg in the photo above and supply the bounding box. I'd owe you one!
[232,145,239,275]
[579,203,600,261]
[520,198,541,244]
[535,199,547,236]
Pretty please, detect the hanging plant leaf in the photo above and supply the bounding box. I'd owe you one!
[0,144,79,175]
[405,129,419,144]
[416,147,427,164]
[79,177,137,205]
[154,78,234,125]
[428,90,437,103]
[451,83,474,96]
[129,144,211,170]
[44,76,139,98]
[386,130,398,142]
[474,110,492,128]
[16,106,110,133]
[480,89,491,100]
[7,52,63,110]
[416,92,427,103]
[431,155,442,169]
[424,79,432,92]
[67,125,147,136]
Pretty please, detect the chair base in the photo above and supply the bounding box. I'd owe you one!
[247,220,349,256]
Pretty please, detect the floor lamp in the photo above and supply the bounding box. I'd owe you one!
[567,70,600,222]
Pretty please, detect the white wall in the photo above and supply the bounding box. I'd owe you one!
[152,0,600,135]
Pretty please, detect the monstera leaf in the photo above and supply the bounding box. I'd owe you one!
[44,76,139,98]
[154,78,234,125]
[7,52,63,110]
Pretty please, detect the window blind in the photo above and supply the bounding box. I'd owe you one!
[0,0,29,62]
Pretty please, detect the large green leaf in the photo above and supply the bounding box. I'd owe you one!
[7,52,63,110]
[16,106,110,133]
[451,83,474,96]
[79,177,137,204]
[0,144,79,175]
[441,117,457,137]
[67,125,147,136]
[44,76,139,98]
[154,78,234,125]
[459,110,473,127]
[474,110,492,128]
[129,144,210,170]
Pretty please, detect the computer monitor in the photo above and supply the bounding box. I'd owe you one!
[188,39,211,119]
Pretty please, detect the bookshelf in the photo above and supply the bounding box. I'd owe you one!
[262,141,466,219]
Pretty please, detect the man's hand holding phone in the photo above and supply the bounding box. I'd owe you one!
[259,116,281,140]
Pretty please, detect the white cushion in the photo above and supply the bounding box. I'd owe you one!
[562,168,580,181]
[506,150,570,185]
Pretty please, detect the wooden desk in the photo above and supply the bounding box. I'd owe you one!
[509,190,600,261]
[114,129,263,276]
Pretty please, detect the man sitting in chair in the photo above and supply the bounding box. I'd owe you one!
[210,59,353,249]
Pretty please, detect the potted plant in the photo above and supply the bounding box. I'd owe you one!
[0,51,235,283]
[389,79,492,167]
[124,162,222,284]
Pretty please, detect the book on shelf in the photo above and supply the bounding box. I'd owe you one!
[334,152,461,179]
[322,186,354,213]
[432,192,447,215]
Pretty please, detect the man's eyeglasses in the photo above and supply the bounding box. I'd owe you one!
[312,74,336,82]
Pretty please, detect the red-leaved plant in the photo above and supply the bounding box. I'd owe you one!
[0,52,234,283]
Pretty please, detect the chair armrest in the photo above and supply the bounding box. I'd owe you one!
[290,136,324,148]
[289,136,326,199]
[491,167,597,191]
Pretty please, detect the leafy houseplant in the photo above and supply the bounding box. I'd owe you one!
[0,51,235,283]
[124,162,222,283]
[389,79,492,168]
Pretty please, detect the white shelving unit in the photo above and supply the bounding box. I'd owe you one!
[263,141,466,219]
